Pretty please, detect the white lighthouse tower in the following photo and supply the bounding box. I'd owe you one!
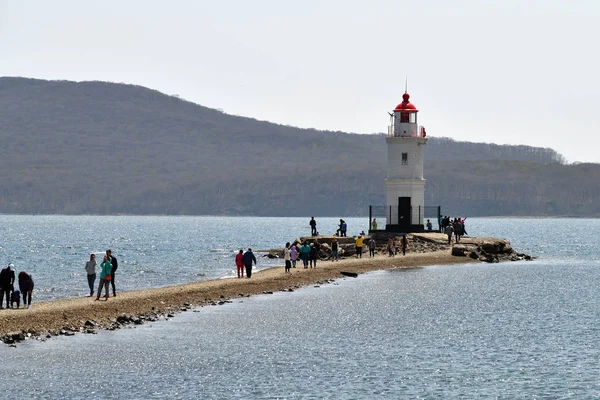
[385,90,427,232]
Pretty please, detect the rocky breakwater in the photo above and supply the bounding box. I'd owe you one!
[412,233,534,263]
[266,233,533,264]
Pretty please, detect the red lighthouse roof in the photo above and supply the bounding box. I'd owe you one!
[394,92,418,112]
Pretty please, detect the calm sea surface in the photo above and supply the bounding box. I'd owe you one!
[1,216,599,398]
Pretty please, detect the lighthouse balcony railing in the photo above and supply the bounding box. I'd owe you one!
[369,205,441,233]
[387,125,427,138]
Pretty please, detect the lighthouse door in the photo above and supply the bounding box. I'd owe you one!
[397,197,411,231]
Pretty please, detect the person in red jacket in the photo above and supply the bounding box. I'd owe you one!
[235,249,244,278]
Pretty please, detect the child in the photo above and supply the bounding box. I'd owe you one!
[11,289,20,309]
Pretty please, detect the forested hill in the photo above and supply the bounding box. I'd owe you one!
[0,77,597,217]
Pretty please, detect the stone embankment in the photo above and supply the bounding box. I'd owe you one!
[268,232,533,263]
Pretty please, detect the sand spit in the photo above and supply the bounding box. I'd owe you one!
[0,250,472,345]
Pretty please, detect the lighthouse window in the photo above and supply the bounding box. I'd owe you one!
[401,153,408,165]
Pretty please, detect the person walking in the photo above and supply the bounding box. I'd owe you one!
[18,271,34,309]
[355,235,364,258]
[0,264,15,309]
[235,249,244,278]
[243,248,257,278]
[106,249,118,297]
[401,235,409,256]
[368,236,376,258]
[331,237,339,261]
[96,255,112,300]
[85,253,97,296]
[283,242,292,273]
[309,217,317,236]
[290,244,298,268]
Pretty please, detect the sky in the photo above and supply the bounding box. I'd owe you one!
[1,0,599,163]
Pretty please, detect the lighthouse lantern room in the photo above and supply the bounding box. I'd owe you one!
[384,91,427,232]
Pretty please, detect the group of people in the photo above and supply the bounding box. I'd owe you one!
[386,235,409,256]
[0,264,34,309]
[235,248,257,278]
[85,249,118,300]
[441,217,467,244]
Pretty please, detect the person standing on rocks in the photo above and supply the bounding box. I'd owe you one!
[355,235,364,258]
[341,220,347,237]
[18,271,34,309]
[368,236,376,258]
[243,248,257,278]
[401,235,409,256]
[235,249,244,278]
[96,255,112,300]
[85,253,97,297]
[309,217,317,236]
[106,249,118,297]
[0,264,15,309]
[284,242,292,273]
[371,218,378,230]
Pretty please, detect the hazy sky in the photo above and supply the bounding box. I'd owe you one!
[1,0,599,163]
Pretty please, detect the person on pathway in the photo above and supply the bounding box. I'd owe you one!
[369,236,376,258]
[387,237,396,257]
[445,223,454,244]
[290,245,298,268]
[106,249,118,297]
[284,242,292,273]
[355,235,364,258]
[0,264,15,309]
[309,217,317,236]
[300,241,311,268]
[85,253,97,296]
[18,271,34,309]
[309,243,318,268]
[243,248,257,278]
[235,249,244,278]
[96,255,112,300]
[331,237,339,261]
[401,235,409,256]
[371,218,378,230]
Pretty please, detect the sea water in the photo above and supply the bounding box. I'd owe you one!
[1,217,599,398]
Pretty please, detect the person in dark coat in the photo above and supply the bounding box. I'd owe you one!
[0,264,16,309]
[18,271,34,309]
[106,249,118,297]
[309,217,317,236]
[242,248,257,278]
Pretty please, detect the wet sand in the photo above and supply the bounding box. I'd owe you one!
[0,251,474,336]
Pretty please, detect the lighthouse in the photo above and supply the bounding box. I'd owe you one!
[384,91,427,232]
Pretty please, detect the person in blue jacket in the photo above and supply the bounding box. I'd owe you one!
[242,248,257,278]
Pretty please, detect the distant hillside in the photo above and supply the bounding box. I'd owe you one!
[0,77,597,217]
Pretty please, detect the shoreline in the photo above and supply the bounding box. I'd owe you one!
[0,250,475,343]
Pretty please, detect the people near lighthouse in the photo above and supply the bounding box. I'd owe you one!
[401,235,409,256]
[309,243,318,268]
[355,235,364,258]
[18,271,34,309]
[309,217,317,236]
[330,237,339,261]
[445,223,454,244]
[368,236,376,258]
[290,244,298,268]
[387,237,396,257]
[371,218,378,230]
